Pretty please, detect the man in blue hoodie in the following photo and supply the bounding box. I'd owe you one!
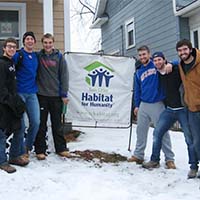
[13,32,40,159]
[128,45,175,169]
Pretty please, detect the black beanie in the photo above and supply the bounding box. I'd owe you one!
[22,31,36,43]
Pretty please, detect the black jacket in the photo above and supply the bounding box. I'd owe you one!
[0,56,26,134]
[159,64,183,108]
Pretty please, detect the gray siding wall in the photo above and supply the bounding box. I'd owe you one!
[101,0,187,61]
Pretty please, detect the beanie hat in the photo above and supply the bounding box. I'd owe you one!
[22,31,36,43]
[152,51,165,60]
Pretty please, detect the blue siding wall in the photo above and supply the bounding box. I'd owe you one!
[101,0,187,61]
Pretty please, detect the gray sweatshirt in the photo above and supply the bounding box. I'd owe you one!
[37,49,69,97]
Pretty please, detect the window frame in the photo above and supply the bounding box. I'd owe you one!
[0,2,26,48]
[125,18,135,50]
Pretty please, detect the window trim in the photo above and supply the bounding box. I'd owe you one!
[190,27,200,49]
[125,18,135,50]
[0,2,26,47]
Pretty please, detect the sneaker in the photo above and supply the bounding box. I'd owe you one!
[142,161,160,169]
[57,151,71,158]
[187,169,198,179]
[36,153,46,160]
[166,160,176,169]
[128,156,144,164]
[9,156,29,166]
[0,164,16,173]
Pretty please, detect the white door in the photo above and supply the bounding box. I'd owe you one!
[0,3,26,55]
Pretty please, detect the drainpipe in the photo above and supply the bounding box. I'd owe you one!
[43,0,53,34]
[120,25,124,56]
[64,0,71,51]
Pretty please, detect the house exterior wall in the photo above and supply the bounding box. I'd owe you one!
[0,0,65,52]
[101,0,190,61]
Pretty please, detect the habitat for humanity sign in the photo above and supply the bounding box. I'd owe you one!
[66,53,135,127]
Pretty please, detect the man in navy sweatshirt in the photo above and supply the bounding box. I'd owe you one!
[142,52,199,178]
[128,45,175,169]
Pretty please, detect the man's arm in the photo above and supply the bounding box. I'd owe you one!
[59,55,69,104]
[133,72,141,116]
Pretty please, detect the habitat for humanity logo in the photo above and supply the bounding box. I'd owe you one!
[81,61,114,109]
[84,61,114,87]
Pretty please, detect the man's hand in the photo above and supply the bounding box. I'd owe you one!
[62,97,69,105]
[134,107,139,117]
[165,63,173,74]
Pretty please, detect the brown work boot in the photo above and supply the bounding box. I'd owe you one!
[57,151,71,158]
[9,156,29,166]
[0,164,16,173]
[23,147,30,159]
[142,161,160,169]
[166,160,176,169]
[36,153,46,160]
[128,156,144,164]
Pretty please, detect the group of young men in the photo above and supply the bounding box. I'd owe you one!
[129,39,200,179]
[0,32,70,173]
[0,33,199,178]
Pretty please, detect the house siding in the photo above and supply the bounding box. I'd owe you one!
[0,0,65,52]
[101,0,187,61]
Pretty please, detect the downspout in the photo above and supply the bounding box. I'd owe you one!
[120,25,124,56]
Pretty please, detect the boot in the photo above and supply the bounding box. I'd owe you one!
[0,164,16,173]
[165,160,176,169]
[142,161,160,169]
[187,169,198,179]
[128,156,144,164]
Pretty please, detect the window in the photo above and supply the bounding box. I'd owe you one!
[125,18,135,50]
[0,3,26,55]
[191,28,200,49]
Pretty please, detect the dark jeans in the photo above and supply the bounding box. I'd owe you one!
[188,110,200,161]
[151,107,199,170]
[34,95,67,154]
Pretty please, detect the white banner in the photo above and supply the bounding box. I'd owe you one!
[66,53,135,127]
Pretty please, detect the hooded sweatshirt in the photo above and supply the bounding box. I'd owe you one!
[37,49,69,97]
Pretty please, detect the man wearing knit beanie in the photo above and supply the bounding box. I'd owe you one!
[22,31,36,44]
[13,31,40,160]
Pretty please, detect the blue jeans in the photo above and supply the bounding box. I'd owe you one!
[151,107,199,170]
[18,93,40,151]
[188,110,200,161]
[0,129,24,165]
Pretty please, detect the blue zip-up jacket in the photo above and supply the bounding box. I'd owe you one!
[13,48,38,93]
[134,60,165,107]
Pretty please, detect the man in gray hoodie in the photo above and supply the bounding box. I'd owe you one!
[34,33,70,160]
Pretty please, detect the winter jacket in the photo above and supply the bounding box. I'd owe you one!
[0,56,26,134]
[134,60,165,107]
[159,64,183,108]
[179,48,200,112]
[37,49,69,97]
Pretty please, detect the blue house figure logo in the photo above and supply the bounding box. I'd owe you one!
[84,61,114,87]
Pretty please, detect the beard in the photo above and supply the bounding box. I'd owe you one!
[179,53,192,62]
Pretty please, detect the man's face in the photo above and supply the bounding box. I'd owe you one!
[3,42,17,58]
[153,57,165,70]
[138,50,151,65]
[24,36,35,50]
[42,38,54,54]
[177,45,192,62]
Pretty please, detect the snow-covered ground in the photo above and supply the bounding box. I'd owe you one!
[0,125,200,200]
